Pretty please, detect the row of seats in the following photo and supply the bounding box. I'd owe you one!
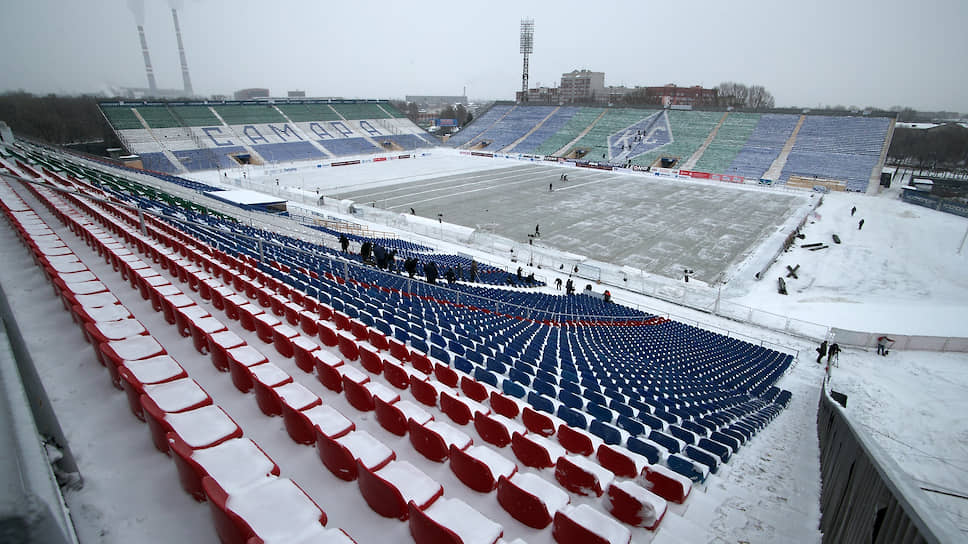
[43,168,679,544]
[0,177,356,544]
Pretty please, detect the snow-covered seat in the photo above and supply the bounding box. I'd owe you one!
[291,336,321,373]
[276,383,323,444]
[174,304,211,338]
[202,476,327,544]
[209,330,247,372]
[552,503,631,544]
[434,362,459,387]
[356,460,443,520]
[383,357,415,389]
[250,363,294,416]
[313,349,345,392]
[310,405,356,440]
[597,443,649,478]
[496,472,569,529]
[666,453,709,483]
[358,345,383,374]
[408,497,504,544]
[271,324,300,358]
[604,480,667,530]
[186,315,227,355]
[99,335,167,388]
[557,423,596,456]
[317,320,339,347]
[555,454,615,497]
[388,337,411,362]
[225,345,267,392]
[474,412,525,449]
[368,329,390,351]
[337,329,359,361]
[375,397,432,436]
[511,431,565,468]
[70,302,132,328]
[317,430,395,481]
[409,418,472,462]
[440,390,489,426]
[522,406,557,437]
[343,372,398,412]
[142,401,243,454]
[254,312,283,344]
[121,371,209,421]
[639,464,692,504]
[449,444,517,492]
[488,391,522,418]
[246,525,357,544]
[459,375,488,402]
[168,434,279,502]
[298,309,319,336]
[82,317,146,355]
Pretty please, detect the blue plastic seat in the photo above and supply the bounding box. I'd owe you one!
[474,367,499,388]
[502,379,526,399]
[626,436,661,465]
[527,391,555,415]
[616,415,646,437]
[556,405,588,429]
[588,420,622,446]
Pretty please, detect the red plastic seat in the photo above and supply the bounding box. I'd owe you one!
[554,455,614,497]
[187,315,227,355]
[208,330,247,372]
[255,313,283,344]
[449,444,517,493]
[374,398,432,437]
[434,363,459,388]
[410,352,433,375]
[409,419,471,462]
[552,504,631,544]
[276,383,323,443]
[510,432,564,469]
[474,412,524,449]
[314,351,345,392]
[168,434,279,502]
[99,336,167,389]
[382,358,412,389]
[337,330,359,361]
[522,407,556,437]
[317,430,395,481]
[596,444,646,479]
[311,407,356,441]
[496,472,569,529]
[604,481,667,530]
[317,321,339,347]
[388,338,410,362]
[639,465,692,504]
[368,330,389,351]
[272,324,300,358]
[409,376,439,407]
[82,318,147,352]
[358,346,383,374]
[349,319,369,341]
[343,375,376,412]
[488,391,521,418]
[142,398,243,454]
[120,367,205,421]
[408,498,503,544]
[356,460,442,521]
[332,310,351,331]
[202,476,327,544]
[299,310,319,336]
[175,305,211,338]
[226,346,267,392]
[557,424,595,457]
[250,363,294,416]
[291,336,321,373]
[459,376,488,402]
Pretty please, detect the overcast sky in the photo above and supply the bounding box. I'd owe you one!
[1,0,966,112]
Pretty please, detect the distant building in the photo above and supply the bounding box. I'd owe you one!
[287,90,306,98]
[405,95,468,107]
[560,70,606,104]
[234,88,270,100]
[643,85,717,107]
[515,86,559,104]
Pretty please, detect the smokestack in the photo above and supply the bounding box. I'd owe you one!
[171,8,193,97]
[137,25,158,93]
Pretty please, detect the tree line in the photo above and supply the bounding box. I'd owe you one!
[888,124,968,170]
[0,91,118,147]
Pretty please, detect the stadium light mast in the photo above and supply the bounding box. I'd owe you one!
[520,18,534,103]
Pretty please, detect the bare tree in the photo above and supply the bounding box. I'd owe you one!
[747,85,775,109]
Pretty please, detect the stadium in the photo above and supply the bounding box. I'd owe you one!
[1,3,967,544]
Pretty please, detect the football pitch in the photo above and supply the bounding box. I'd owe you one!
[334,162,807,284]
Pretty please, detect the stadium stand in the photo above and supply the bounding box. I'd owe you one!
[725,114,801,180]
[779,115,891,191]
[532,107,606,157]
[511,107,581,154]
[692,112,761,174]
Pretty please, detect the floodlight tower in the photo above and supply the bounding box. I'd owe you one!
[520,18,534,103]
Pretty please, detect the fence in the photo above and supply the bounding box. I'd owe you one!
[817,381,961,543]
[830,328,968,353]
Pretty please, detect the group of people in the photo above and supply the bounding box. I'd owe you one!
[816,340,841,366]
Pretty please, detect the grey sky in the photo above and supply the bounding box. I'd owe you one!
[1,0,966,112]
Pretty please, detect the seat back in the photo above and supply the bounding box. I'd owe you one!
[448,445,496,493]
[317,432,358,481]
[496,475,553,529]
[356,461,408,520]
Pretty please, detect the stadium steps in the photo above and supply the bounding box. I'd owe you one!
[130,109,190,175]
[328,105,384,151]
[271,106,336,159]
[867,117,896,195]
[552,109,608,157]
[763,114,805,181]
[681,112,729,171]
[206,108,266,166]
[502,106,560,153]
[463,106,518,149]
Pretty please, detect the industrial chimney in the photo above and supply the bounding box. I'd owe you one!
[137,25,158,93]
[171,8,193,97]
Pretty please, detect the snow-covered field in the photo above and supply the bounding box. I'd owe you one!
[3,151,967,542]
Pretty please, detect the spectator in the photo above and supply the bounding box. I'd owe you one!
[816,340,828,364]
[424,261,438,284]
[469,260,478,282]
[339,234,349,253]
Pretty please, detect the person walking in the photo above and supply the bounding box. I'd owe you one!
[535,224,540,237]
[424,261,438,284]
[469,260,478,283]
[555,277,562,290]
[339,233,349,253]
[850,206,857,216]
[816,340,828,364]
[549,182,553,192]
[827,343,840,366]
[858,218,865,230]
[876,336,893,356]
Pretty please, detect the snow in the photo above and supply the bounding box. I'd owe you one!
[425,419,473,450]
[509,473,570,515]
[465,445,517,480]
[248,362,290,387]
[4,152,968,543]
[189,438,278,494]
[142,378,209,412]
[422,497,504,544]
[374,460,442,505]
[364,381,401,405]
[275,382,320,410]
[164,406,239,449]
[106,335,165,360]
[607,480,668,528]
[303,404,354,438]
[559,503,632,544]
[564,454,616,491]
[336,431,394,470]
[224,478,323,540]
[393,399,432,425]
[89,318,147,341]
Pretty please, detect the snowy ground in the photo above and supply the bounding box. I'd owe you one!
[3,150,967,542]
